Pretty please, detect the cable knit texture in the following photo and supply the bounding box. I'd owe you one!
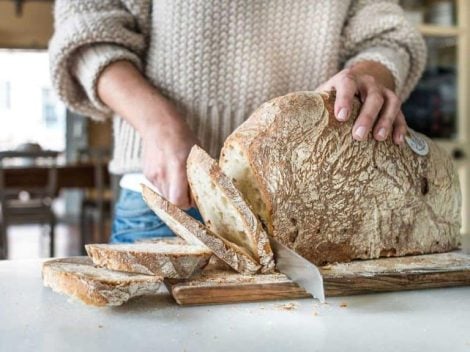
[49,0,427,174]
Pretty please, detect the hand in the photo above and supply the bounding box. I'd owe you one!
[141,103,199,209]
[315,61,407,145]
[96,61,199,208]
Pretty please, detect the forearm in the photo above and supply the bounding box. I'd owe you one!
[96,60,180,137]
[50,0,151,121]
[342,1,426,99]
[96,60,198,208]
[348,60,395,92]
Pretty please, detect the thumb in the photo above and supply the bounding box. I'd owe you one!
[168,172,191,209]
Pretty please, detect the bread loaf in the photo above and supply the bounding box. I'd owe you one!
[86,243,212,278]
[220,91,461,265]
[141,184,261,274]
[187,145,275,273]
[42,257,162,306]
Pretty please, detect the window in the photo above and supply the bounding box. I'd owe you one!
[42,88,58,127]
[0,81,11,110]
[0,50,66,151]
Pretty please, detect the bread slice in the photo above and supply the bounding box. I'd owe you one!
[85,243,212,278]
[220,91,461,265]
[186,145,275,273]
[42,257,162,307]
[136,237,187,245]
[141,184,261,275]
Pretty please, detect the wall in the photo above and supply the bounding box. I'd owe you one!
[0,1,54,49]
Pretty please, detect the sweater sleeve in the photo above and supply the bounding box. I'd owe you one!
[49,0,151,120]
[341,0,427,100]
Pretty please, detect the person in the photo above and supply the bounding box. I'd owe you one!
[49,0,426,243]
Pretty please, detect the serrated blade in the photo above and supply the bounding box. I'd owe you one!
[269,237,325,302]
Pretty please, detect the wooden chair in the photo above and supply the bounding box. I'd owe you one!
[0,150,59,259]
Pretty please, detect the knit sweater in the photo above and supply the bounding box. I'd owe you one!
[49,0,426,175]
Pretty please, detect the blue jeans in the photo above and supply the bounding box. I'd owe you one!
[111,188,203,243]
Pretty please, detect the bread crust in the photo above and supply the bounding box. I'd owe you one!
[85,243,212,278]
[141,185,261,274]
[221,91,461,265]
[42,257,162,306]
[187,145,275,273]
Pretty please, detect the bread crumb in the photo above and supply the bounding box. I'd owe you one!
[276,302,298,311]
[339,302,348,308]
[313,311,318,316]
[98,325,103,329]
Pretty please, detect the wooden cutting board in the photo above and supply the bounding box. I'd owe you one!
[165,251,470,305]
[321,250,470,296]
[165,270,311,305]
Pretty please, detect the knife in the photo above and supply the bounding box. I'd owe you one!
[269,237,325,302]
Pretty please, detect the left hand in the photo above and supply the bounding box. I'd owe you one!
[315,62,407,145]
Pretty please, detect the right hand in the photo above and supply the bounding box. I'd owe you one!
[141,103,199,209]
[95,61,199,208]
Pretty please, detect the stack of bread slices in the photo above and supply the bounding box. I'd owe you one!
[43,146,275,306]
[43,91,461,306]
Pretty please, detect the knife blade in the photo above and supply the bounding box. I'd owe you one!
[269,237,325,302]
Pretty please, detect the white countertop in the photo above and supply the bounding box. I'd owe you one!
[1,259,469,352]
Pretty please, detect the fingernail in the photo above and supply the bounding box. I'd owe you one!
[398,134,404,144]
[337,108,348,121]
[354,126,366,140]
[377,128,387,140]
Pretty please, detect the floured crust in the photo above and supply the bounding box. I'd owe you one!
[141,184,261,274]
[42,257,162,307]
[221,91,461,265]
[187,145,275,273]
[85,243,212,278]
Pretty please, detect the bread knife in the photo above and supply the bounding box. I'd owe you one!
[269,237,325,302]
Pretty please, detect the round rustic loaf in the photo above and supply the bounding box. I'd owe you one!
[220,91,461,265]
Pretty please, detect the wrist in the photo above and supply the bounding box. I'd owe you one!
[137,98,189,139]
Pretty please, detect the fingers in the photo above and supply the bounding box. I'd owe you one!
[352,86,384,141]
[318,69,406,144]
[373,89,401,141]
[169,184,191,209]
[333,70,357,122]
[144,166,167,196]
[144,164,192,209]
[392,111,407,145]
[167,165,192,209]
[188,190,197,209]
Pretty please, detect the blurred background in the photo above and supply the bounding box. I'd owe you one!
[0,0,468,260]
[0,0,113,260]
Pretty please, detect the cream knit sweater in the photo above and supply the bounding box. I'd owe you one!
[49,0,426,175]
